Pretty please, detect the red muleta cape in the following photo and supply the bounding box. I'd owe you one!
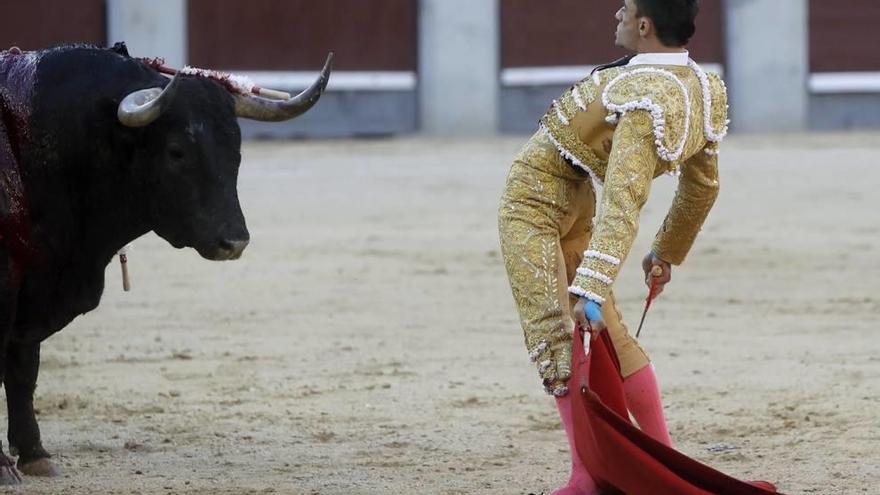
[569,327,784,495]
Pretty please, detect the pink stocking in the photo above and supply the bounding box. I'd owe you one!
[622,364,673,447]
[552,395,600,495]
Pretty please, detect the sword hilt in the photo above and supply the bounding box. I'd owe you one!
[637,265,665,338]
[647,265,663,303]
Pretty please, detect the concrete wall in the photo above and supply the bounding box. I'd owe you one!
[109,0,418,139]
[418,0,499,135]
[107,0,188,67]
[724,0,809,132]
[101,0,879,136]
[810,94,880,130]
[238,91,417,139]
[500,85,564,134]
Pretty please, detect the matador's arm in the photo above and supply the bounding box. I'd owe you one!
[568,110,660,304]
[652,147,720,265]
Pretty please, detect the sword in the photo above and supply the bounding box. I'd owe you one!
[636,265,663,338]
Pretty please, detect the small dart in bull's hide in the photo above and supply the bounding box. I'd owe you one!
[118,244,132,292]
[138,57,294,100]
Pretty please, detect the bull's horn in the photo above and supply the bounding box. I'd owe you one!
[234,53,333,122]
[117,73,182,128]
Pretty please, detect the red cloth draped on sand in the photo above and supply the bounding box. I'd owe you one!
[569,326,784,495]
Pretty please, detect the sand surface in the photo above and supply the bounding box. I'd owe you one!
[4,133,879,494]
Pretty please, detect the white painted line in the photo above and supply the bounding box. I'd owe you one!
[232,71,417,91]
[809,72,880,94]
[501,63,724,86]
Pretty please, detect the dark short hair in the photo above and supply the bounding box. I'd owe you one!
[635,0,699,47]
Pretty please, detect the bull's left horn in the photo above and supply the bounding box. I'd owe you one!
[118,73,182,128]
[234,53,333,122]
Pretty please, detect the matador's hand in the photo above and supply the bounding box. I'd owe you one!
[642,252,672,296]
[573,298,606,341]
[530,337,572,397]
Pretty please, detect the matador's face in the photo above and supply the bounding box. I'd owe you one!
[614,0,642,51]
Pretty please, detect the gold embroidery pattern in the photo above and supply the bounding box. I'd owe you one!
[602,67,690,163]
[706,72,730,138]
[652,149,720,265]
[501,61,727,390]
[543,62,727,303]
[570,111,661,303]
[540,68,624,181]
[498,158,579,395]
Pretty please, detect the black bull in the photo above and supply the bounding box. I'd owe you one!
[0,43,330,481]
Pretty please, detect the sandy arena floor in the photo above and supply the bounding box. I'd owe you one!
[3,133,878,494]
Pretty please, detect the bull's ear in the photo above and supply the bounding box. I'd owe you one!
[110,42,130,57]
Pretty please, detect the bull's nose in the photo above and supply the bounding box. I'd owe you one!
[219,238,249,259]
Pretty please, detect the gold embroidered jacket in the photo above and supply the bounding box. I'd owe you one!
[539,60,729,305]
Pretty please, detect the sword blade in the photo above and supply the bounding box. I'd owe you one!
[636,269,662,338]
[636,303,650,338]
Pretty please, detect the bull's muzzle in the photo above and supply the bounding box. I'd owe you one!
[215,238,249,261]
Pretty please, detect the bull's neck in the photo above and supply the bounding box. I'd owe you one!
[75,160,153,267]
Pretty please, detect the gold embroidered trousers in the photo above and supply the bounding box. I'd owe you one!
[499,132,650,394]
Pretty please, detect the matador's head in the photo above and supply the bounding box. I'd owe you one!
[614,0,699,52]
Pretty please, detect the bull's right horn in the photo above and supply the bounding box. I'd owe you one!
[234,53,333,122]
[118,73,182,128]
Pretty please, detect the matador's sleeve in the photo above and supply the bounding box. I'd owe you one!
[652,147,720,265]
[568,110,659,305]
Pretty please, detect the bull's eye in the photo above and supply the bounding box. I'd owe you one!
[168,146,185,160]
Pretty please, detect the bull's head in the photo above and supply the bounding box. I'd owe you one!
[114,55,332,261]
